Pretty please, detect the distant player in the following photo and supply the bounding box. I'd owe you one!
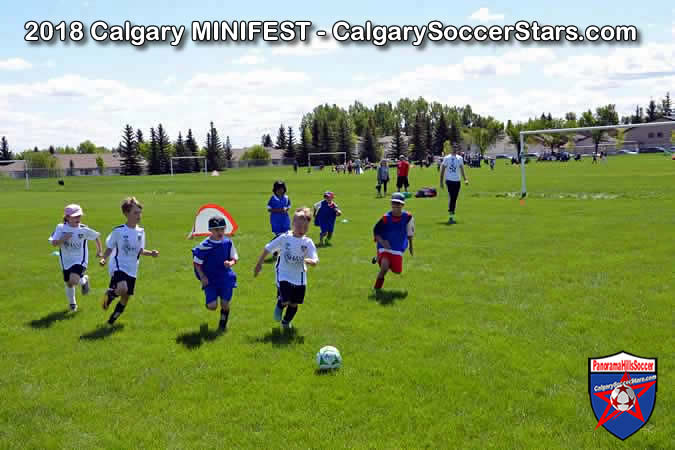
[254,208,319,330]
[268,180,291,238]
[313,191,342,246]
[376,159,390,197]
[396,155,410,192]
[99,197,159,325]
[192,217,238,332]
[440,146,469,224]
[371,193,415,290]
[48,204,103,311]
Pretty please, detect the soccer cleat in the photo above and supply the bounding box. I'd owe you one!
[81,275,90,295]
[69,303,78,312]
[273,305,283,322]
[102,289,116,310]
[281,321,293,330]
[371,256,377,264]
[218,321,227,332]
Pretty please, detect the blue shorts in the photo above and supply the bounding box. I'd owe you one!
[204,285,234,304]
[320,222,335,234]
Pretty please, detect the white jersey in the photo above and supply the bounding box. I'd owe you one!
[105,224,146,277]
[265,232,318,286]
[442,154,464,182]
[49,223,100,269]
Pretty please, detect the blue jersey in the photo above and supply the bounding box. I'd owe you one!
[314,200,339,228]
[373,211,415,255]
[267,195,291,234]
[192,237,238,288]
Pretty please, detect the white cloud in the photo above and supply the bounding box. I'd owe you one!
[0,58,32,71]
[163,75,177,86]
[185,68,309,92]
[232,51,266,65]
[270,36,339,56]
[469,8,504,23]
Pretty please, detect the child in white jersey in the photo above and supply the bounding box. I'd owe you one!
[49,204,103,311]
[254,208,318,329]
[99,197,159,325]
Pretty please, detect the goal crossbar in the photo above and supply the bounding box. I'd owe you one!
[518,121,674,197]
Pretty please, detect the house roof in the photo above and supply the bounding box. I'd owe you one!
[53,153,123,169]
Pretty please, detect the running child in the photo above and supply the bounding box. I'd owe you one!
[48,204,103,311]
[371,193,415,290]
[312,191,342,246]
[254,207,318,330]
[192,217,238,332]
[99,197,159,325]
[267,180,291,238]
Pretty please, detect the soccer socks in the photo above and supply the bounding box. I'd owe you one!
[374,277,385,289]
[108,301,126,324]
[79,275,88,286]
[65,285,76,306]
[219,309,229,330]
[282,306,298,326]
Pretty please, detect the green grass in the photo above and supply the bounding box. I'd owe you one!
[0,156,673,448]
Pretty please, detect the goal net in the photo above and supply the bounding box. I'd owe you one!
[518,121,674,198]
[307,152,347,169]
[170,156,207,176]
[0,160,30,189]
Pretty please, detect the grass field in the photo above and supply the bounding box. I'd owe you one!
[0,156,672,448]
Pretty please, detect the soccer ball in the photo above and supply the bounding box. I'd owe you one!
[317,346,342,370]
[610,383,636,412]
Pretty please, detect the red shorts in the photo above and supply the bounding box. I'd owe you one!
[377,252,403,274]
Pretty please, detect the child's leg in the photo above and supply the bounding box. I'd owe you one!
[107,281,130,324]
[282,303,298,328]
[383,180,388,194]
[326,231,333,243]
[219,298,230,330]
[374,255,390,289]
[65,272,80,308]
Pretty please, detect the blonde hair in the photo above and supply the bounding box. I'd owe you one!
[294,207,312,221]
[121,196,143,214]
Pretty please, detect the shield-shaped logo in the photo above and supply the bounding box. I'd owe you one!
[78,233,84,239]
[589,351,657,440]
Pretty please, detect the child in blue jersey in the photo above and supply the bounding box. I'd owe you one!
[372,193,415,289]
[312,191,342,246]
[192,217,239,331]
[267,180,291,238]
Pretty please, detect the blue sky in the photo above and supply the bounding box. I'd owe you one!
[1,1,673,150]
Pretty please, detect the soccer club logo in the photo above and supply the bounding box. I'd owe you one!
[589,351,657,440]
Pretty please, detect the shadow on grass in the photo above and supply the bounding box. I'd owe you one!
[369,289,408,305]
[248,327,304,347]
[175,323,224,350]
[315,368,341,376]
[79,324,125,340]
[437,221,457,226]
[27,309,77,329]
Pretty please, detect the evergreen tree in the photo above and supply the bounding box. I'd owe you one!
[206,121,223,170]
[1,136,12,160]
[448,120,461,147]
[136,129,144,144]
[433,113,449,156]
[425,115,433,158]
[275,124,287,150]
[411,112,427,162]
[321,120,335,155]
[361,126,377,162]
[120,124,142,175]
[156,124,170,174]
[389,121,406,159]
[337,118,354,162]
[175,132,192,173]
[284,126,296,159]
[48,145,55,155]
[148,127,161,175]
[224,136,233,167]
[632,105,643,124]
[298,125,312,166]
[262,134,273,148]
[646,100,658,122]
[311,118,321,157]
[661,92,672,116]
[185,129,200,172]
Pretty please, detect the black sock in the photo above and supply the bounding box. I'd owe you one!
[108,302,126,324]
[219,309,229,328]
[282,306,298,324]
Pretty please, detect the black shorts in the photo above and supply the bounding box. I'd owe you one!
[63,264,85,282]
[396,175,409,189]
[109,271,137,296]
[278,280,306,305]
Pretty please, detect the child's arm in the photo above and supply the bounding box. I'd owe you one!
[460,165,468,184]
[95,237,103,258]
[253,249,270,277]
[374,235,391,249]
[99,247,113,266]
[304,241,319,266]
[50,232,71,247]
[141,249,160,257]
[194,262,208,287]
[408,237,414,256]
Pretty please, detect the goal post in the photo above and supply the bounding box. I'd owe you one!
[307,152,347,168]
[170,156,207,176]
[518,121,674,198]
[0,159,30,189]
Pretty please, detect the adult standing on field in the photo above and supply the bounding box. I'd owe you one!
[396,155,410,192]
[440,146,468,224]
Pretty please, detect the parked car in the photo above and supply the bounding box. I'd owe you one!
[495,154,511,159]
[639,146,666,153]
[617,150,639,155]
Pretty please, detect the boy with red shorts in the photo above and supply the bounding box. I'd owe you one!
[372,193,415,289]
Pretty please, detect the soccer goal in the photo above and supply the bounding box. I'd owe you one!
[0,159,30,189]
[307,152,347,169]
[518,121,674,198]
[170,156,207,176]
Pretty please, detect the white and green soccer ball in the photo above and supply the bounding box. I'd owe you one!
[317,346,342,370]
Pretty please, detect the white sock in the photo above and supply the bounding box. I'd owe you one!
[79,275,88,286]
[65,285,76,305]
